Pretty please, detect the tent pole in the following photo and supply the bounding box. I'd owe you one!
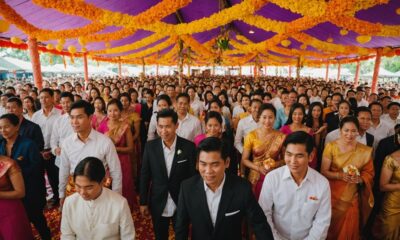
[27,37,43,90]
[371,48,382,94]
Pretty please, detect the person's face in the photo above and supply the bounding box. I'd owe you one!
[287,93,297,106]
[188,89,195,99]
[206,118,222,137]
[206,93,214,102]
[241,97,250,108]
[326,97,332,107]
[157,117,178,142]
[250,102,261,120]
[6,102,23,117]
[263,95,271,104]
[258,109,275,130]
[388,105,400,119]
[157,99,169,111]
[0,119,18,139]
[145,94,154,105]
[298,87,305,95]
[111,89,119,99]
[382,98,391,108]
[368,95,378,103]
[94,99,104,112]
[60,97,73,113]
[176,97,189,114]
[332,96,341,107]
[347,92,355,99]
[90,90,99,99]
[358,111,371,132]
[103,87,110,95]
[0,96,8,107]
[338,103,350,117]
[19,91,27,100]
[166,87,175,98]
[218,95,226,104]
[39,92,54,108]
[198,151,229,190]
[370,105,382,119]
[74,176,103,201]
[130,92,138,103]
[107,103,121,120]
[70,108,92,133]
[311,106,322,119]
[120,97,130,110]
[298,97,307,107]
[75,85,82,92]
[292,108,304,124]
[281,94,288,105]
[356,91,364,101]
[340,122,359,143]
[209,103,221,113]
[23,99,33,111]
[284,143,311,177]
[65,84,72,92]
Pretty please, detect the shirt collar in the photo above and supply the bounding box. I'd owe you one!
[282,165,313,184]
[204,173,226,193]
[73,128,96,143]
[162,135,177,151]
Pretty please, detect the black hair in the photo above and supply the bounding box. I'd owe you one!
[156,108,178,124]
[70,100,94,116]
[93,97,106,113]
[7,97,22,108]
[368,101,383,111]
[176,93,190,102]
[107,99,123,111]
[39,88,54,97]
[197,137,228,161]
[89,87,101,102]
[355,106,372,117]
[0,113,19,126]
[297,94,310,106]
[331,92,343,101]
[257,103,276,119]
[208,98,223,110]
[23,96,36,112]
[119,92,131,103]
[339,115,359,130]
[306,102,324,129]
[283,131,314,155]
[285,103,306,125]
[60,92,74,102]
[73,157,105,183]
[205,111,223,125]
[250,98,262,106]
[146,89,154,97]
[387,101,400,109]
[157,94,172,106]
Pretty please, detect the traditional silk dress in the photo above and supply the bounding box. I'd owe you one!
[121,109,141,179]
[373,155,400,240]
[243,129,285,200]
[0,157,33,240]
[323,141,374,240]
[98,118,136,210]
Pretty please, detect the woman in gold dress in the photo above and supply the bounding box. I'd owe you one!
[321,116,374,240]
[373,149,400,239]
[241,103,286,200]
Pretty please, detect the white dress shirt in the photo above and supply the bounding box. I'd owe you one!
[176,113,202,142]
[259,166,331,240]
[61,188,135,240]
[162,137,177,217]
[190,99,204,117]
[367,120,393,143]
[50,114,74,167]
[232,105,245,118]
[309,96,323,104]
[32,107,62,149]
[234,115,258,153]
[357,99,369,107]
[147,114,158,141]
[58,129,122,198]
[271,97,283,110]
[204,174,225,226]
[0,106,7,116]
[381,114,400,131]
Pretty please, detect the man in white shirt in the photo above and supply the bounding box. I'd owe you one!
[368,102,393,143]
[259,131,331,240]
[381,102,400,130]
[50,92,74,167]
[356,89,369,107]
[61,157,135,240]
[175,93,202,142]
[234,99,261,154]
[32,88,62,203]
[59,100,122,209]
[147,94,172,141]
[187,86,204,118]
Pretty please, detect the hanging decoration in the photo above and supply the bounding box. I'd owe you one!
[0,19,9,32]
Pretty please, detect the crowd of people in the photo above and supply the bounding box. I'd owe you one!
[0,74,399,240]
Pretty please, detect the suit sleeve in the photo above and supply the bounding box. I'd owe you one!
[33,124,45,151]
[188,142,197,176]
[26,141,43,177]
[244,180,274,240]
[140,143,151,206]
[175,183,190,240]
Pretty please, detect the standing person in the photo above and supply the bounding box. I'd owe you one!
[325,100,351,133]
[274,90,297,129]
[175,93,202,142]
[140,109,196,240]
[175,137,273,240]
[32,88,62,205]
[0,155,34,240]
[58,100,122,208]
[97,99,136,210]
[91,97,107,130]
[23,96,37,120]
[0,114,49,239]
[306,102,326,150]
[50,92,74,168]
[381,102,400,130]
[259,131,331,240]
[61,157,135,239]
[241,104,286,199]
[147,95,172,141]
[368,102,392,143]
[321,116,374,239]
[140,89,154,151]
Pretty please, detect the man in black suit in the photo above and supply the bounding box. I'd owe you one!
[140,108,196,240]
[175,137,273,240]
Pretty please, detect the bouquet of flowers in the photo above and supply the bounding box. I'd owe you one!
[343,165,360,176]
[263,158,276,170]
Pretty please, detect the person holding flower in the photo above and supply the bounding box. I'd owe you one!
[321,116,374,239]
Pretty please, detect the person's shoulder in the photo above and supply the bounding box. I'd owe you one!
[181,174,202,189]
[64,192,81,206]
[308,168,329,187]
[103,187,126,203]
[178,136,195,147]
[357,142,373,153]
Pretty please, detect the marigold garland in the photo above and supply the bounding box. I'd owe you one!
[121,36,178,60]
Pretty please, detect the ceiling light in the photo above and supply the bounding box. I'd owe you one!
[249,30,255,34]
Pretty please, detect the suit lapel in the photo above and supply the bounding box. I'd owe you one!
[196,177,214,231]
[168,137,181,179]
[156,138,168,179]
[214,175,234,233]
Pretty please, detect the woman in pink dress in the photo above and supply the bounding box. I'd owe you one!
[280,103,317,169]
[0,156,33,240]
[97,99,136,211]
[91,97,107,130]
